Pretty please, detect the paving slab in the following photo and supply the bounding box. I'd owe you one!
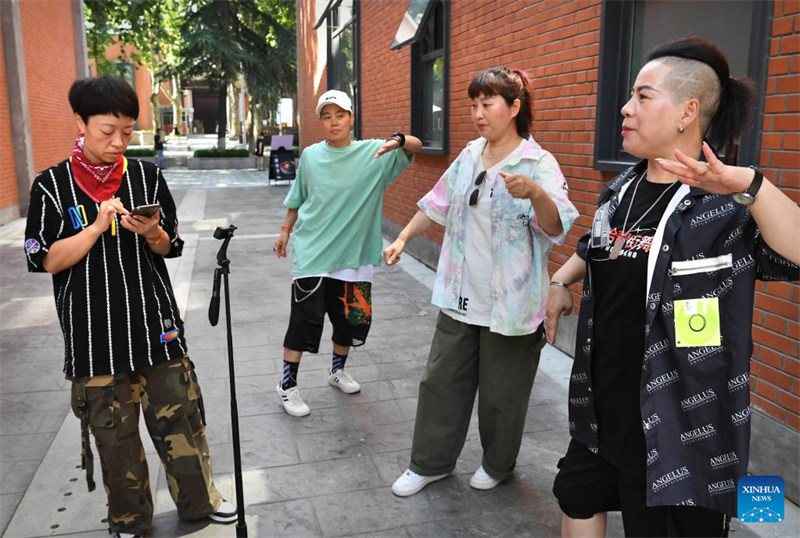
[1,169,796,537]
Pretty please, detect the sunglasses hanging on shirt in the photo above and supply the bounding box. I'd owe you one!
[469,170,487,206]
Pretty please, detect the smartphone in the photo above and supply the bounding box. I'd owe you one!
[131,203,161,217]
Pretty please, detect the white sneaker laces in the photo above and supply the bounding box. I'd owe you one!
[336,370,355,383]
[289,389,304,405]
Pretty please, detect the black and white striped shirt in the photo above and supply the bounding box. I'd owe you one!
[24,158,188,378]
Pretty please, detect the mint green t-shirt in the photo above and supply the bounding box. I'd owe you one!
[284,139,412,277]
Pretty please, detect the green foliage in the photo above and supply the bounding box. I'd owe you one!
[83,0,296,138]
[85,0,185,74]
[124,148,157,157]
[193,149,250,158]
[179,0,296,105]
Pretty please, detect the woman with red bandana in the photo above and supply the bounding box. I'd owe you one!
[23,77,235,537]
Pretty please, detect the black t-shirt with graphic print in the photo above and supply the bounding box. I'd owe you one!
[588,177,679,470]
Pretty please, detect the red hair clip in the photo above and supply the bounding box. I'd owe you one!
[511,68,530,86]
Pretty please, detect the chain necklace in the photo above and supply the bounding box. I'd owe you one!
[609,172,680,260]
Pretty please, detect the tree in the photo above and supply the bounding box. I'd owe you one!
[84,0,296,148]
[242,0,296,146]
[84,0,188,132]
[179,0,295,149]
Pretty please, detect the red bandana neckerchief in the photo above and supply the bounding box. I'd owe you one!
[70,135,126,203]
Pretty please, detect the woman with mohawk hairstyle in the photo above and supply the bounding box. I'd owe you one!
[548,37,800,537]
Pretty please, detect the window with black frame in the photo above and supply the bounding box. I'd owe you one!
[327,0,360,138]
[594,0,770,171]
[392,0,449,154]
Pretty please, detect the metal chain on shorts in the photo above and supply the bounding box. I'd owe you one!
[293,277,324,303]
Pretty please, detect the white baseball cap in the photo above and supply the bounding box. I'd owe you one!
[315,90,353,117]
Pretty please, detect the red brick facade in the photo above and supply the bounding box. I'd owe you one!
[0,0,79,220]
[751,0,800,430]
[19,0,79,175]
[297,0,328,148]
[297,0,799,433]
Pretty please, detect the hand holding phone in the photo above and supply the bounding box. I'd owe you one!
[131,203,161,218]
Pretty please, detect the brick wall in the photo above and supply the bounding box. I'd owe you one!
[359,0,451,247]
[296,0,328,149]
[19,0,78,174]
[751,0,800,430]
[0,31,18,213]
[298,0,800,434]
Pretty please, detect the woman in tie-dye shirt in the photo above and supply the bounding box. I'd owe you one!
[384,67,578,497]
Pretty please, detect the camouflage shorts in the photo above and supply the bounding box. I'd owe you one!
[70,356,222,536]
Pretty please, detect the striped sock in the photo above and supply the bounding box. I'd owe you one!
[331,352,348,374]
[281,361,299,390]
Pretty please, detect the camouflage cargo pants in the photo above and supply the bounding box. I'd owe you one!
[70,356,223,536]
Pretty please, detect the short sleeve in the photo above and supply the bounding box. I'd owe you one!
[529,152,579,245]
[284,155,307,209]
[418,165,456,227]
[153,168,184,258]
[378,140,413,187]
[24,181,64,272]
[755,234,800,281]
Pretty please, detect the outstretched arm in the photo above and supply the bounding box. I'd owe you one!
[383,210,435,265]
[657,142,800,264]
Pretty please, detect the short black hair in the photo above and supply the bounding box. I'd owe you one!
[68,76,139,124]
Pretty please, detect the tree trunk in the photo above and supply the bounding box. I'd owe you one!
[150,52,160,131]
[250,100,260,150]
[217,85,227,150]
[173,76,184,137]
[230,84,240,143]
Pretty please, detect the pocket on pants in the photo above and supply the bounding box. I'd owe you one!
[71,377,117,429]
[181,356,206,425]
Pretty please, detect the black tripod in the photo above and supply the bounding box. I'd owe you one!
[208,224,247,537]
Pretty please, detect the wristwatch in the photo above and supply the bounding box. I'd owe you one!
[732,167,763,206]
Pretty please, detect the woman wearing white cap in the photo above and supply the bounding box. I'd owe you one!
[273,89,423,417]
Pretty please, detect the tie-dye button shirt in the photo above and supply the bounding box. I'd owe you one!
[418,136,578,336]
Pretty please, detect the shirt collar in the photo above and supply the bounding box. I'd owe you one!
[466,135,544,167]
[610,159,709,199]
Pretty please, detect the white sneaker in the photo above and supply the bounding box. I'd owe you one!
[391,468,448,496]
[208,499,237,523]
[469,465,502,490]
[328,369,361,394]
[277,384,311,417]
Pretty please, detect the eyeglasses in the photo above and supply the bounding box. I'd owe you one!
[469,170,487,206]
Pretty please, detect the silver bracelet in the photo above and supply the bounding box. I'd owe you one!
[549,280,570,288]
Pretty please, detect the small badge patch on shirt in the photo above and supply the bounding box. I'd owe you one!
[68,205,88,230]
[25,238,41,254]
[674,297,721,347]
[160,328,180,343]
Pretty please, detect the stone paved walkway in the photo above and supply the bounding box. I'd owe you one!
[1,169,794,537]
